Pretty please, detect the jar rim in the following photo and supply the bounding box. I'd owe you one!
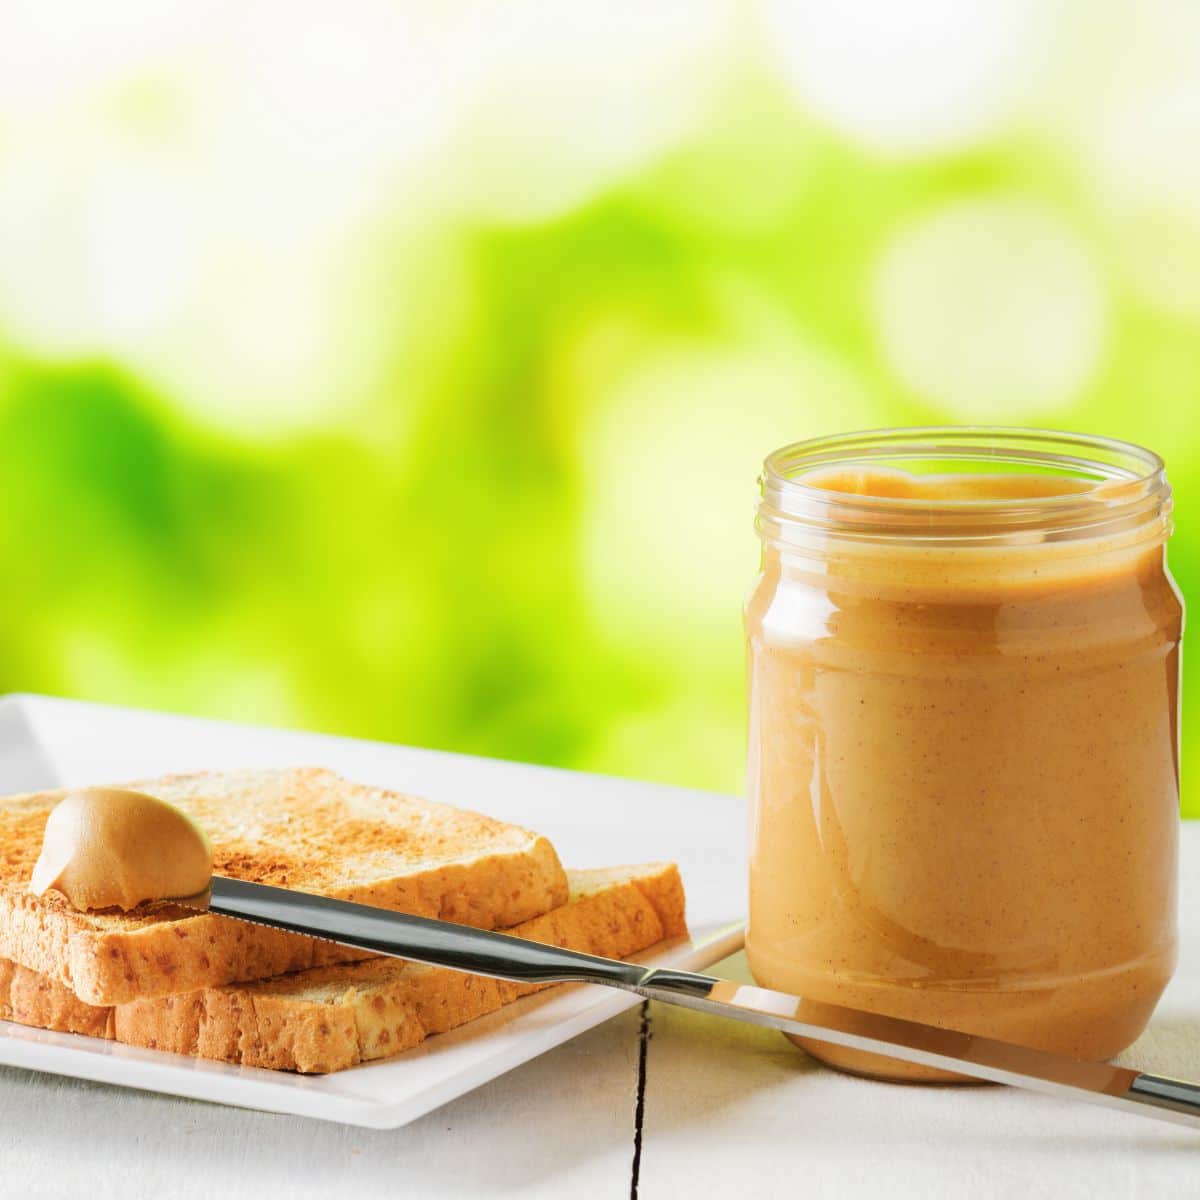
[758,426,1172,547]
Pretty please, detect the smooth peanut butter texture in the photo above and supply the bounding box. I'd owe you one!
[796,465,1096,502]
[746,468,1182,1081]
[29,788,213,911]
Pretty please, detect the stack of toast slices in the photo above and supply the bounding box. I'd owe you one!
[0,767,686,1073]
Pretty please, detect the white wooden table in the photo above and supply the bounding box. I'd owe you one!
[2,819,1197,1198]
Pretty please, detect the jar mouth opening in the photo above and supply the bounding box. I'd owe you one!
[759,427,1172,547]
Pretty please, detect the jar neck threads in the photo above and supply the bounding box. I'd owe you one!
[757,427,1172,553]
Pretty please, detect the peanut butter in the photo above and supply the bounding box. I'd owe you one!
[29,788,213,911]
[746,445,1182,1082]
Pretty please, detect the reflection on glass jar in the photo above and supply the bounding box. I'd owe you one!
[744,429,1183,1083]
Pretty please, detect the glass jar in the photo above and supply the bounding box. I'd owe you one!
[744,428,1183,1082]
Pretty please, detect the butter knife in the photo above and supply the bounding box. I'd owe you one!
[192,876,1200,1131]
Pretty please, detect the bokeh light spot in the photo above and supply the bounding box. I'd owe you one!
[578,312,875,651]
[871,197,1108,420]
[1088,78,1200,321]
[764,0,1048,156]
[445,0,730,224]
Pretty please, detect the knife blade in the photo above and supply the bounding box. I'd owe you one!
[193,875,1200,1131]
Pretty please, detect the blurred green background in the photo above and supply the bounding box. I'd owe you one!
[0,2,1196,812]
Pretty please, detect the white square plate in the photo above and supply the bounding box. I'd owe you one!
[0,694,745,1128]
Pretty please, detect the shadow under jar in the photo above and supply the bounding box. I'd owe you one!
[744,428,1184,1083]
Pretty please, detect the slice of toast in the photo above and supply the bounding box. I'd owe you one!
[0,768,567,1006]
[0,863,686,1073]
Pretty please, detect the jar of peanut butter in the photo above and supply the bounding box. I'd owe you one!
[745,428,1183,1082]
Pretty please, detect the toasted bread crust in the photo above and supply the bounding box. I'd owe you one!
[0,863,686,1073]
[0,768,567,1005]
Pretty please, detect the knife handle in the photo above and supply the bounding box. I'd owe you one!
[1128,1073,1200,1121]
[208,875,647,989]
[634,968,1200,1132]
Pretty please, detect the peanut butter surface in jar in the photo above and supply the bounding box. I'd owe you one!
[744,428,1183,1083]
